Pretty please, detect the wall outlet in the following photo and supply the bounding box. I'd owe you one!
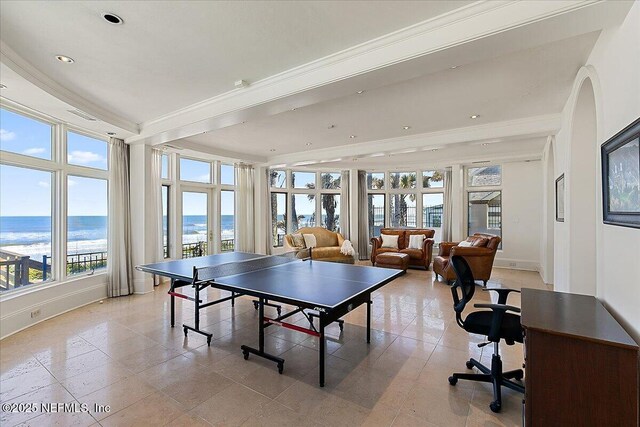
[30,309,41,319]
[509,262,517,267]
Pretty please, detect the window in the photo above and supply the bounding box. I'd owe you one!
[67,131,108,170]
[182,192,208,258]
[220,190,235,252]
[292,171,315,189]
[367,173,385,190]
[67,176,108,275]
[389,194,417,227]
[180,158,211,183]
[320,172,340,189]
[161,154,169,179]
[321,194,340,232]
[0,165,53,290]
[368,194,385,239]
[422,170,444,188]
[270,170,287,188]
[220,164,234,185]
[0,106,109,291]
[468,165,501,187]
[423,193,444,242]
[0,108,52,160]
[292,194,315,231]
[162,185,169,258]
[390,172,416,189]
[271,193,287,247]
[468,191,502,243]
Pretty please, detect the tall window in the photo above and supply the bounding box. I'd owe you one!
[0,106,109,291]
[271,192,287,247]
[422,170,444,242]
[389,171,417,227]
[0,165,53,289]
[220,190,235,252]
[368,194,385,239]
[180,158,211,183]
[467,165,502,248]
[162,185,169,258]
[292,194,315,231]
[161,154,169,179]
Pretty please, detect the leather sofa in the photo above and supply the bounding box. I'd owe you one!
[433,233,501,285]
[370,228,435,270]
[284,227,354,264]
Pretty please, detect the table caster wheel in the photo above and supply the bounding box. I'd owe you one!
[448,376,458,386]
[489,401,501,413]
[466,360,474,369]
[253,301,259,310]
[277,362,284,374]
[339,322,344,332]
[207,336,212,346]
[277,308,282,316]
[242,350,250,360]
[183,327,188,337]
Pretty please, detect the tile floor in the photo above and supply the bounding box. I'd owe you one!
[0,265,549,427]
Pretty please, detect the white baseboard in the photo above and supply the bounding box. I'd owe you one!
[1,281,107,340]
[494,258,540,272]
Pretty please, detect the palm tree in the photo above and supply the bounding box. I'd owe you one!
[390,173,416,227]
[423,170,444,188]
[317,174,340,231]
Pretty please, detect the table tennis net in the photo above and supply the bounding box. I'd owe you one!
[194,252,300,283]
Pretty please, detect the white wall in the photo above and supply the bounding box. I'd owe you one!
[554,2,640,340]
[494,160,543,271]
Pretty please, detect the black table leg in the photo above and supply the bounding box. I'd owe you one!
[319,314,326,387]
[182,284,213,345]
[170,280,175,327]
[241,297,285,373]
[366,296,372,343]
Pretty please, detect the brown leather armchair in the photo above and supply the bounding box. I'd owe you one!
[370,228,435,270]
[433,233,501,285]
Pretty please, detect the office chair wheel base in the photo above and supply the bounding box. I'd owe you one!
[448,376,458,386]
[465,360,474,370]
[489,401,501,413]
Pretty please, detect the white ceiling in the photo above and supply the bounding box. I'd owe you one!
[0,0,471,123]
[0,1,634,169]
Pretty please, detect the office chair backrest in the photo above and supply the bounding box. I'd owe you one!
[450,255,476,319]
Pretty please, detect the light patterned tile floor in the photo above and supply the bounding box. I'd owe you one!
[0,266,547,426]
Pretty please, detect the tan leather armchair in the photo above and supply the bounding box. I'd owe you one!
[370,228,435,270]
[284,227,354,264]
[433,233,501,285]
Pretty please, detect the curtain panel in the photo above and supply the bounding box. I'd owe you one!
[235,163,255,252]
[106,138,134,297]
[357,170,369,260]
[442,168,453,242]
[340,170,350,240]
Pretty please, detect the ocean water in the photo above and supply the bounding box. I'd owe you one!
[0,215,236,259]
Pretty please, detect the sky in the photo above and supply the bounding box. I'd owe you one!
[1,109,108,217]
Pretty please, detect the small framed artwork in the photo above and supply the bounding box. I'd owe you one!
[601,117,640,229]
[555,174,565,222]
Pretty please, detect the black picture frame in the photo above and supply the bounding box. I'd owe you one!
[601,117,640,229]
[555,174,565,222]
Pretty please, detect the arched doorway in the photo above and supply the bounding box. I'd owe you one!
[568,78,597,296]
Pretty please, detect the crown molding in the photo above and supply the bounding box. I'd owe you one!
[0,41,139,134]
[128,0,606,145]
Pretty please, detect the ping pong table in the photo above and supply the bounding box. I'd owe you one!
[136,251,403,386]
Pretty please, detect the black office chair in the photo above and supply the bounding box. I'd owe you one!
[447,255,525,413]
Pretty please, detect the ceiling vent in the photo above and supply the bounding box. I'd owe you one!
[67,109,98,121]
[472,160,490,164]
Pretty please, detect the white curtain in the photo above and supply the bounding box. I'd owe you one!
[150,149,164,267]
[357,170,369,260]
[340,170,350,240]
[264,168,273,255]
[107,138,133,297]
[441,168,453,242]
[235,163,255,252]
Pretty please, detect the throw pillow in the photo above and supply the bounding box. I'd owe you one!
[302,234,317,248]
[381,234,399,249]
[291,233,306,248]
[458,240,473,247]
[408,234,425,249]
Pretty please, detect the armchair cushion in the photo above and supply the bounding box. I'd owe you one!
[400,248,423,260]
[290,233,305,248]
[407,234,425,249]
[302,234,317,248]
[381,234,399,249]
[458,241,473,247]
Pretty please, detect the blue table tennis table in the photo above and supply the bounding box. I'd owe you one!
[136,251,403,386]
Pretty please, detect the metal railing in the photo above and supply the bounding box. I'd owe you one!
[180,239,235,258]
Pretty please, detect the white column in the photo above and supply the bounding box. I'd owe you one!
[540,137,555,285]
[129,144,159,294]
[348,169,360,257]
[450,164,465,241]
[253,166,268,254]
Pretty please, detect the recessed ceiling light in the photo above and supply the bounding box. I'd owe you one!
[482,143,490,146]
[327,124,335,129]
[356,90,365,94]
[106,132,116,136]
[349,135,357,139]
[450,65,459,69]
[431,148,439,152]
[56,55,75,63]
[0,84,6,89]
[269,149,276,152]
[102,12,123,25]
[470,114,480,119]
[291,108,297,111]
[403,126,411,130]
[305,142,312,146]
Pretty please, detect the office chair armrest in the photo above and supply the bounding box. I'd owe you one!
[474,303,521,314]
[482,288,520,304]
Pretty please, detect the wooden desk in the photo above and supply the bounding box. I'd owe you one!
[521,289,639,426]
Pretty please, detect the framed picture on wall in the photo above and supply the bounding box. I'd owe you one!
[601,117,640,229]
[555,174,565,222]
